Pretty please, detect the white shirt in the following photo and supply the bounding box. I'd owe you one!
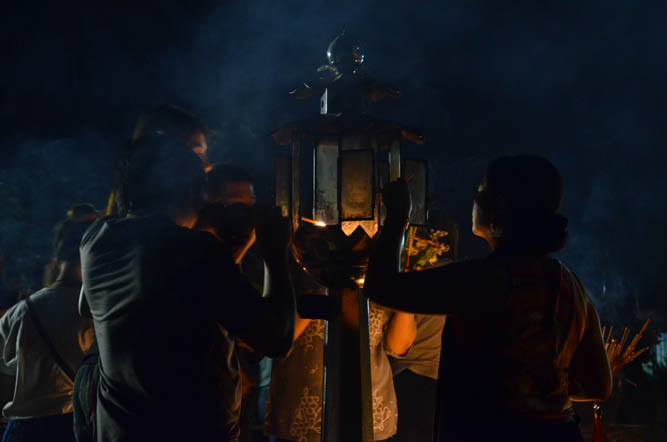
[0,285,95,418]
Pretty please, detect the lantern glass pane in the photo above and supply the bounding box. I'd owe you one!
[314,139,339,224]
[340,149,375,221]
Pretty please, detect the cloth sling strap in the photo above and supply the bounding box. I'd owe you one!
[24,297,76,382]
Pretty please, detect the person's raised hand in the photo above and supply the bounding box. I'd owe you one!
[254,205,291,262]
[382,179,412,223]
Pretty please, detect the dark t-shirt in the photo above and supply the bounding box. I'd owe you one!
[80,216,263,442]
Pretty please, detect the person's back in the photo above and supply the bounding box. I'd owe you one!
[499,258,587,414]
[81,215,236,441]
[436,256,590,441]
[365,155,612,442]
[0,286,94,417]
[0,204,98,442]
[80,136,295,442]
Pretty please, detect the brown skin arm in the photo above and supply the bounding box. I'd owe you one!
[364,181,510,315]
[294,314,312,340]
[569,303,613,402]
[385,311,417,356]
[271,315,312,360]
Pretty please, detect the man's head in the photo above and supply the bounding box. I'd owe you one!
[122,134,206,228]
[196,164,256,263]
[111,105,211,217]
[131,104,211,167]
[205,164,256,206]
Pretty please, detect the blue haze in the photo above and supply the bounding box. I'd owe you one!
[0,1,665,328]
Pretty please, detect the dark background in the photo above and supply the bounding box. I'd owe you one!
[1,0,666,431]
[1,0,665,355]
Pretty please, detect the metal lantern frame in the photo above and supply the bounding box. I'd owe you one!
[273,117,426,236]
[272,87,426,442]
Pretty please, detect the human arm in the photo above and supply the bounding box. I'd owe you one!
[256,208,296,355]
[208,207,296,358]
[294,314,312,341]
[0,306,18,376]
[385,311,416,357]
[568,302,613,402]
[364,180,510,315]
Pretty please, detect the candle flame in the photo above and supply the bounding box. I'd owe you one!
[301,216,327,227]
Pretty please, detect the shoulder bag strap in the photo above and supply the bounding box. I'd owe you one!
[24,297,76,382]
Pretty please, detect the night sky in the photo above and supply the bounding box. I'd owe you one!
[1,1,666,331]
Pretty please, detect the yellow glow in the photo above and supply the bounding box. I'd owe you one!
[301,216,327,227]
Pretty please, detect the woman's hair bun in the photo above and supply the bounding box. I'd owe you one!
[483,155,568,254]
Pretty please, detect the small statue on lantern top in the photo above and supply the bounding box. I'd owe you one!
[290,30,401,113]
[322,30,366,79]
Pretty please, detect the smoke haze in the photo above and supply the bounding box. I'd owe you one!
[1,1,665,327]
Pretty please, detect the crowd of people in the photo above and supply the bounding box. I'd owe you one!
[0,105,612,442]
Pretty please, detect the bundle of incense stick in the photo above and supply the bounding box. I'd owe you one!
[601,318,651,374]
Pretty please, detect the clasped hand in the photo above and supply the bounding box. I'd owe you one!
[381,179,412,223]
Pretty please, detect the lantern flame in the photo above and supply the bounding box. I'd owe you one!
[301,216,327,227]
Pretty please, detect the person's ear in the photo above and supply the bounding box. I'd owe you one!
[488,196,507,236]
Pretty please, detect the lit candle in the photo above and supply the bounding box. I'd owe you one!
[301,216,327,227]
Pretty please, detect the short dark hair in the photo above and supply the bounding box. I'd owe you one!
[121,134,205,213]
[131,104,210,145]
[206,163,253,202]
[478,155,568,254]
[52,203,99,262]
[110,105,209,216]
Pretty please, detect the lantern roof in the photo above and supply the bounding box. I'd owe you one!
[271,113,425,148]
